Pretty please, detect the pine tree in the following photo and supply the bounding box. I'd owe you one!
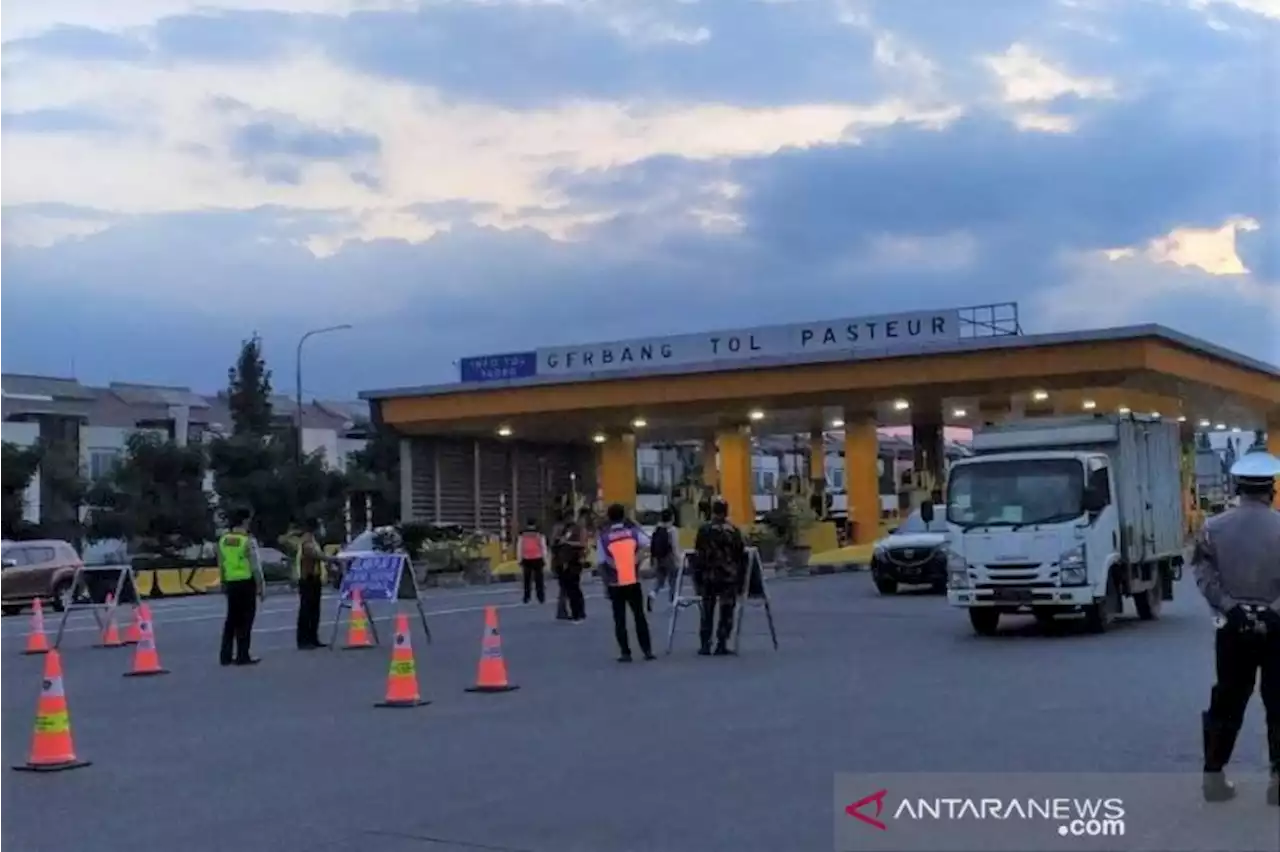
[227,334,274,438]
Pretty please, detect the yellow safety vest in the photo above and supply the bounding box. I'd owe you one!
[219,533,253,583]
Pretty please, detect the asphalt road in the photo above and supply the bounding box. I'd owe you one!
[3,575,1276,852]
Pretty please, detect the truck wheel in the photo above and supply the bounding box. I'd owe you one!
[1133,585,1163,621]
[968,609,1000,636]
[874,577,898,596]
[1084,575,1121,633]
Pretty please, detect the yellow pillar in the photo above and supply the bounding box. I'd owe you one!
[845,414,881,546]
[1268,416,1280,509]
[599,434,637,512]
[715,427,754,529]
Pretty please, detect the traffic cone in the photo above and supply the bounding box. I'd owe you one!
[344,588,375,650]
[374,612,429,708]
[123,604,168,677]
[465,606,519,693]
[95,593,123,649]
[123,606,141,645]
[22,598,49,656]
[11,650,91,772]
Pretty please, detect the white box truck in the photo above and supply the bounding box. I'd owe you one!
[945,415,1185,635]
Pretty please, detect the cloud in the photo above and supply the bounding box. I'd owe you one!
[2,0,1278,396]
[4,25,150,61]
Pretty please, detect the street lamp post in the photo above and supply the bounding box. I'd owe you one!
[295,324,353,468]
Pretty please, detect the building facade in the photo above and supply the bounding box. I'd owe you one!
[1,373,370,537]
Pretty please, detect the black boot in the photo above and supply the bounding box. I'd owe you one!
[1203,772,1236,803]
[714,641,732,656]
[698,642,712,656]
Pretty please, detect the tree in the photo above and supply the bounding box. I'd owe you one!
[85,432,215,555]
[209,336,351,545]
[346,424,401,528]
[40,436,89,528]
[227,334,274,438]
[2,441,43,538]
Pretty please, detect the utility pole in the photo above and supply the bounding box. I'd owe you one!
[294,325,353,468]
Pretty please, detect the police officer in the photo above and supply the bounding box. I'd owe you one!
[693,498,746,656]
[597,503,654,662]
[218,509,266,666]
[1191,450,1280,805]
[294,518,339,650]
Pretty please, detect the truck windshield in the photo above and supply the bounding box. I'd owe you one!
[946,458,1086,528]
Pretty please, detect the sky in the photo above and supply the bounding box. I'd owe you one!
[2,0,1278,400]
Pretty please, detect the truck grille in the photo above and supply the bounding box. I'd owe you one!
[977,563,1048,584]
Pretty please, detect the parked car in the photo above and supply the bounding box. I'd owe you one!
[870,507,950,595]
[1,539,83,614]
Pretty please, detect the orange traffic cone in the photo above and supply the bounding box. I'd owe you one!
[465,606,519,693]
[344,588,375,650]
[95,594,123,649]
[375,612,429,708]
[22,598,49,656]
[123,606,141,645]
[123,604,168,677]
[11,650,91,772]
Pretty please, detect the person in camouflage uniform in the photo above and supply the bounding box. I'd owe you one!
[693,498,746,656]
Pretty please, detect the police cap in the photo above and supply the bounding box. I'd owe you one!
[1230,450,1280,483]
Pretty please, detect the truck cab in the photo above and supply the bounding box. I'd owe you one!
[945,416,1183,635]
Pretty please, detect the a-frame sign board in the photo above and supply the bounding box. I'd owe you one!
[664,546,778,654]
[330,554,431,648]
[665,553,702,655]
[53,563,142,650]
[730,547,778,653]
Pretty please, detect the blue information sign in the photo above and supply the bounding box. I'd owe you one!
[339,554,407,602]
[459,351,537,383]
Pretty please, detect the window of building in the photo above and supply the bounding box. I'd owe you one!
[639,465,659,488]
[830,468,845,490]
[89,448,122,481]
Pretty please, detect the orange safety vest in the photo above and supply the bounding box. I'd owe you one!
[603,529,639,586]
[518,532,545,561]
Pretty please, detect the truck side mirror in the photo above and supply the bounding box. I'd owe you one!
[920,500,935,525]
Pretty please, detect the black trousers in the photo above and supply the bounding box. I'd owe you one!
[561,566,586,620]
[608,583,651,656]
[296,575,323,648]
[521,558,546,603]
[221,579,258,663]
[1203,625,1280,772]
[700,594,737,648]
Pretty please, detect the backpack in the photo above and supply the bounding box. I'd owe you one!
[650,525,673,559]
[519,533,543,560]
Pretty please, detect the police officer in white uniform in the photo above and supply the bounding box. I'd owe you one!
[1191,450,1280,805]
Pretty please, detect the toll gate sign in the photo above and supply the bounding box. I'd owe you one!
[460,352,537,383]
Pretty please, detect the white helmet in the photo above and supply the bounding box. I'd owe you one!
[1230,450,1280,482]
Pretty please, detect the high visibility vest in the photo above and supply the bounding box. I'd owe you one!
[603,528,639,586]
[518,532,545,561]
[219,533,253,582]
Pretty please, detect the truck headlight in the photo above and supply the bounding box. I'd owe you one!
[1059,545,1087,586]
[947,551,970,589]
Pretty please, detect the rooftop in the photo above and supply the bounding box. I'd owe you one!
[360,323,1280,401]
